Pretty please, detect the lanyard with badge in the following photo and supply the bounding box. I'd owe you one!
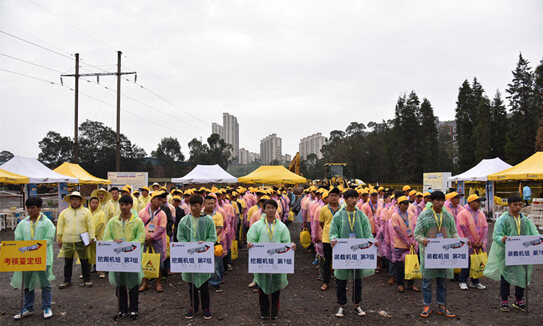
[266,219,276,241]
[347,210,356,238]
[433,208,444,238]
[30,214,42,239]
[369,202,376,215]
[399,210,411,236]
[147,206,159,233]
[119,214,134,241]
[513,213,522,236]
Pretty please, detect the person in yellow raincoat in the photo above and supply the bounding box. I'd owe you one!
[88,196,107,278]
[12,197,56,320]
[103,195,146,321]
[109,187,121,218]
[137,187,151,211]
[56,191,95,289]
[91,188,114,221]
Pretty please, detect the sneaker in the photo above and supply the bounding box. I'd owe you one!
[211,285,223,293]
[335,306,345,318]
[512,301,527,312]
[43,308,53,319]
[129,312,139,320]
[203,308,212,320]
[248,281,256,288]
[113,312,127,321]
[14,309,33,320]
[459,282,468,290]
[227,264,233,271]
[99,272,106,279]
[499,301,510,312]
[58,282,71,289]
[185,308,195,319]
[354,306,366,317]
[469,282,486,290]
[261,313,270,320]
[79,281,93,288]
[271,312,278,320]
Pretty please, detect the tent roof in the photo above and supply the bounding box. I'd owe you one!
[488,152,543,181]
[0,156,78,184]
[449,158,512,182]
[171,164,238,184]
[54,162,111,185]
[238,165,307,184]
[0,168,29,184]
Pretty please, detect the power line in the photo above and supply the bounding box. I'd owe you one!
[0,52,63,73]
[0,67,59,85]
[0,30,74,60]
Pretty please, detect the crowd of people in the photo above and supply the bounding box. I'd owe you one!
[7,182,540,322]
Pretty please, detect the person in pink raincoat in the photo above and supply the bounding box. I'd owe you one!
[408,192,424,219]
[311,193,326,272]
[390,196,420,293]
[361,189,379,236]
[444,192,464,228]
[456,194,488,291]
[138,191,168,293]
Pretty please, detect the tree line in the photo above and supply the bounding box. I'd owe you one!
[302,53,543,183]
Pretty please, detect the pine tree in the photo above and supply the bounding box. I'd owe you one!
[534,58,543,151]
[505,53,536,163]
[474,96,492,161]
[417,98,439,172]
[455,80,475,171]
[490,90,508,158]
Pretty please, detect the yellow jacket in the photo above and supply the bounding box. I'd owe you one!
[138,195,151,211]
[56,206,95,243]
[90,208,107,241]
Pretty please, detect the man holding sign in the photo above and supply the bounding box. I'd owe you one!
[177,195,217,320]
[329,189,375,319]
[485,195,540,313]
[102,195,146,320]
[247,199,294,320]
[10,197,56,320]
[414,191,458,319]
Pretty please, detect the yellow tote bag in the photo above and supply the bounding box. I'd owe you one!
[470,249,488,279]
[166,235,171,258]
[231,240,239,260]
[288,211,295,222]
[405,246,422,280]
[142,246,160,279]
[300,228,311,249]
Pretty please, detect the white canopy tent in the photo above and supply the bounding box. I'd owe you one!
[0,156,78,184]
[171,164,238,184]
[448,158,512,182]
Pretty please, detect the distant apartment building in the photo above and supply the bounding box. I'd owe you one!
[260,134,282,165]
[211,113,239,162]
[299,133,326,160]
[282,154,292,164]
[238,148,259,165]
[438,119,458,165]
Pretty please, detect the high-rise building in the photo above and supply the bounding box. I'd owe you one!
[260,134,282,165]
[299,133,326,160]
[239,148,260,165]
[211,113,239,161]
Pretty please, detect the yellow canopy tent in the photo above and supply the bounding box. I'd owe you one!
[0,168,29,184]
[488,152,543,181]
[54,162,111,185]
[238,165,307,184]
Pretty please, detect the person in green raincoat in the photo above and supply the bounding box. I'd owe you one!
[247,199,294,320]
[414,191,458,319]
[329,189,375,319]
[177,195,217,320]
[484,195,540,313]
[11,197,56,321]
[102,195,146,321]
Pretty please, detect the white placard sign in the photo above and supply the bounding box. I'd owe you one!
[96,241,141,273]
[248,243,295,274]
[332,238,377,269]
[425,238,469,269]
[170,242,215,273]
[505,235,543,266]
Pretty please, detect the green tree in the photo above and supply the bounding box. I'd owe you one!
[38,131,73,167]
[417,98,439,172]
[152,137,184,162]
[505,53,536,164]
[187,133,232,169]
[489,90,508,158]
[455,80,475,171]
[474,96,492,161]
[0,150,14,163]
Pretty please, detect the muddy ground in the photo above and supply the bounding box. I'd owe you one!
[0,222,541,325]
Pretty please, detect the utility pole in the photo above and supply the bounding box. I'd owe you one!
[61,51,136,171]
[116,51,121,172]
[73,53,79,163]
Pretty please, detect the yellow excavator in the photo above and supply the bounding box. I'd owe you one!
[324,163,347,188]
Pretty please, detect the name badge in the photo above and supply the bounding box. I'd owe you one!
[349,233,356,239]
[148,224,155,232]
[435,233,443,239]
[406,229,412,236]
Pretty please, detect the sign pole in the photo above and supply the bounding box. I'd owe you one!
[525,265,529,312]
[19,271,24,323]
[269,273,273,325]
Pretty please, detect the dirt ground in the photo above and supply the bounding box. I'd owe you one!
[0,221,542,326]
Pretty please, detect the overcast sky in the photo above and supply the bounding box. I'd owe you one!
[1,0,542,161]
